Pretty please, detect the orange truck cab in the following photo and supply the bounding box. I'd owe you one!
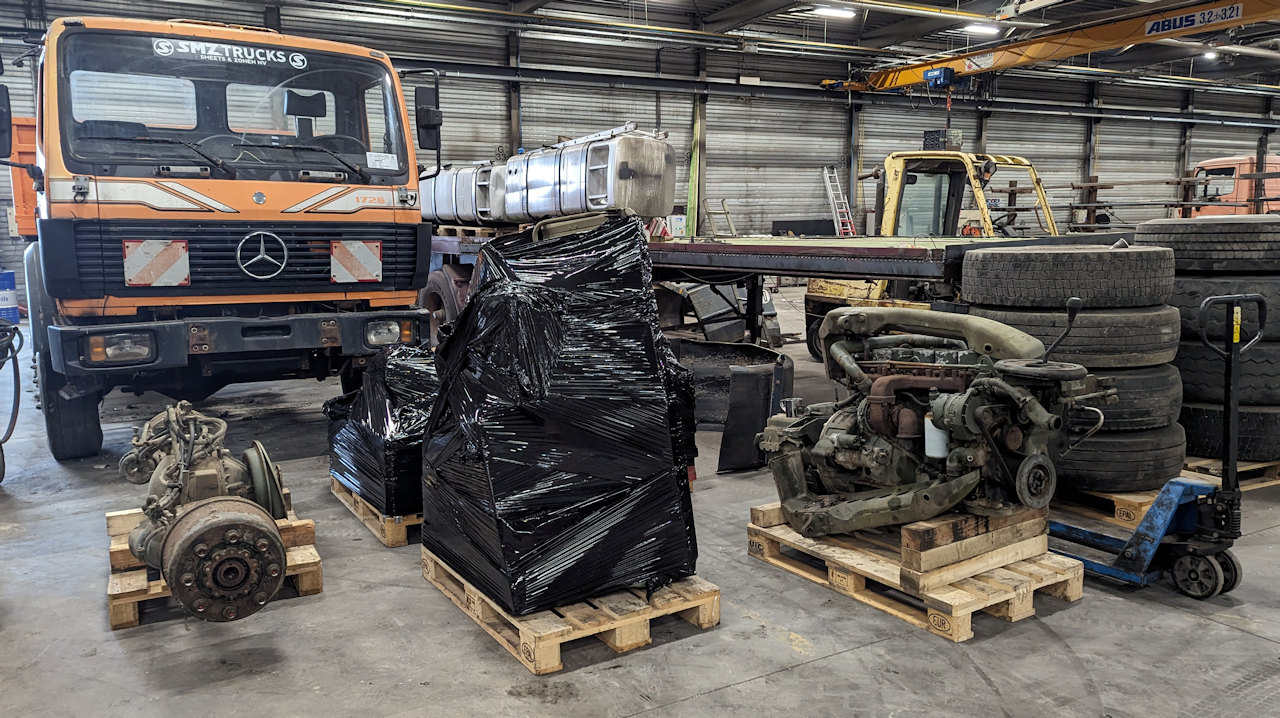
[1188,154,1280,217]
[0,17,444,460]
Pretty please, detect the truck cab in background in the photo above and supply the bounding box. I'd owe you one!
[0,16,444,461]
[1188,155,1280,216]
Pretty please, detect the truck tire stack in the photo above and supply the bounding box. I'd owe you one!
[963,245,1185,492]
[1137,216,1280,462]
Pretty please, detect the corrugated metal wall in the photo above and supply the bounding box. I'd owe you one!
[985,114,1088,227]
[1094,120,1184,224]
[705,96,848,234]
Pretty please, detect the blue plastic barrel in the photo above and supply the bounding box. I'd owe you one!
[0,271,19,324]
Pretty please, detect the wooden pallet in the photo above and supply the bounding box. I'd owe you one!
[421,546,720,674]
[106,489,323,630]
[1184,456,1280,491]
[1051,489,1157,530]
[747,504,1082,642]
[330,476,424,548]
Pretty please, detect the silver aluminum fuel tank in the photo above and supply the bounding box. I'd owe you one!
[504,130,675,222]
[422,163,507,225]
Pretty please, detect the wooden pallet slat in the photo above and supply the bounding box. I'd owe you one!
[330,476,424,548]
[420,546,719,674]
[747,509,1083,643]
[105,492,323,630]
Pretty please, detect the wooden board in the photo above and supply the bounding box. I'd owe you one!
[105,492,323,630]
[1053,489,1157,530]
[747,521,1082,643]
[420,546,720,674]
[434,225,500,238]
[329,476,424,548]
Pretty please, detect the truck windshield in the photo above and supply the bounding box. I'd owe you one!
[59,30,409,184]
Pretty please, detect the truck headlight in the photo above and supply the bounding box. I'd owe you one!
[366,320,414,346]
[84,332,155,365]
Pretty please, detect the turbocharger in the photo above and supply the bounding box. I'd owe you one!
[122,402,289,621]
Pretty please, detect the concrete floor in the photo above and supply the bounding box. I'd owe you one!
[3,287,1280,717]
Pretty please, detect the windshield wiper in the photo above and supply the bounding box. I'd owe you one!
[82,136,237,179]
[234,142,370,183]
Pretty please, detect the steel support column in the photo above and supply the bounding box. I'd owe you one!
[506,31,522,153]
[1177,90,1195,176]
[1256,96,1275,213]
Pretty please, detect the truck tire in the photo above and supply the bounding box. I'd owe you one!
[962,245,1174,308]
[1168,275,1280,339]
[1175,340,1280,404]
[1056,423,1186,492]
[420,270,461,346]
[36,351,103,461]
[1135,216,1280,273]
[1069,364,1182,432]
[969,305,1180,368]
[807,318,823,361]
[1181,402,1280,462]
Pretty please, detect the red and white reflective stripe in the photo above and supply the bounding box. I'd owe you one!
[330,240,383,283]
[123,240,190,287]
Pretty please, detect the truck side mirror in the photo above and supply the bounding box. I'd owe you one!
[0,86,12,160]
[415,86,442,152]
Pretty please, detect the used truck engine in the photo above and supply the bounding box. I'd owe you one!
[758,304,1112,537]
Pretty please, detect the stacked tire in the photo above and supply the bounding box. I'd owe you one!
[963,245,1185,492]
[1136,216,1280,462]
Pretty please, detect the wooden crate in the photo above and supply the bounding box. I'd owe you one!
[105,490,323,630]
[747,504,1082,642]
[421,546,720,674]
[330,476,424,548]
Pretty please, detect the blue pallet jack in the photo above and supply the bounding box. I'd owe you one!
[1049,293,1264,599]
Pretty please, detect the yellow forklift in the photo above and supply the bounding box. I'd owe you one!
[804,150,1059,359]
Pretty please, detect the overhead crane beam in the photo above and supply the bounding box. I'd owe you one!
[843,0,1280,90]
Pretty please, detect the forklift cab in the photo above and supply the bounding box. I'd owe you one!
[878,151,1058,238]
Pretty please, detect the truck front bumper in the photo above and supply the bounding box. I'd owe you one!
[48,309,431,376]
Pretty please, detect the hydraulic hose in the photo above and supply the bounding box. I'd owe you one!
[0,320,24,445]
[968,377,1062,430]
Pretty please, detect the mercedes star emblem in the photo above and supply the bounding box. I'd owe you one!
[236,231,289,279]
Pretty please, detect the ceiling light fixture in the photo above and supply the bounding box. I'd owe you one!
[963,24,1001,35]
[1203,50,1219,59]
[814,7,857,18]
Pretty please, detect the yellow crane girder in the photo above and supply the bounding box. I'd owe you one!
[839,0,1280,91]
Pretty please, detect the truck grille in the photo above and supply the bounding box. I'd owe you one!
[73,221,421,296]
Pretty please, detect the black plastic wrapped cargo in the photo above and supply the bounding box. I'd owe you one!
[324,345,439,516]
[421,211,698,616]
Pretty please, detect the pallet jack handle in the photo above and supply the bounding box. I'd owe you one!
[1197,293,1267,497]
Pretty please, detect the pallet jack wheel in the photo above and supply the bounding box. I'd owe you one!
[1171,554,1225,599]
[1211,550,1242,594]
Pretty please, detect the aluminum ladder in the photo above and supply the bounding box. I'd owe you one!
[701,199,738,238]
[823,165,856,236]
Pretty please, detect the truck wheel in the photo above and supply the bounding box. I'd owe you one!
[969,305,1180,368]
[1176,340,1280,404]
[1181,402,1280,462]
[1135,216,1280,272]
[1055,423,1186,492]
[806,319,823,362]
[1069,364,1182,432]
[1169,275,1280,339]
[962,245,1174,308]
[36,351,103,461]
[421,270,461,345]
